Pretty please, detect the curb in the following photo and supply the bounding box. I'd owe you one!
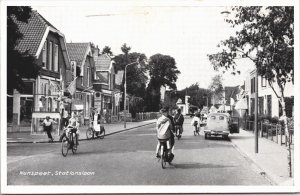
[7,122,156,144]
[230,139,277,185]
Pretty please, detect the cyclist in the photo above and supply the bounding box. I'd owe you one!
[68,112,80,146]
[191,112,201,133]
[173,108,184,137]
[155,107,175,161]
[60,112,80,146]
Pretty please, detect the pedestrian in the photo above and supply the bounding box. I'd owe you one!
[174,108,184,136]
[93,110,101,136]
[42,116,57,142]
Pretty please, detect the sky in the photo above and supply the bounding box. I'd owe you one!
[33,2,255,90]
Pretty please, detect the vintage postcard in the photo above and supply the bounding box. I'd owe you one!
[1,0,299,194]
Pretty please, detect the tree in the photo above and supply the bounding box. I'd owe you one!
[7,6,40,94]
[183,83,210,109]
[208,6,294,176]
[146,54,180,111]
[113,44,148,114]
[101,46,113,56]
[208,75,224,105]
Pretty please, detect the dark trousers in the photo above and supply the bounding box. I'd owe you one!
[44,125,53,140]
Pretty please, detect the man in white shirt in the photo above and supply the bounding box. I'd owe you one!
[42,116,57,142]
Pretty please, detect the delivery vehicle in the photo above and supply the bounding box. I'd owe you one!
[204,112,239,140]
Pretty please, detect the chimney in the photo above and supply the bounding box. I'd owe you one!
[92,45,100,58]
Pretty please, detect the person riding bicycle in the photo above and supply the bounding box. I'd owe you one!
[155,107,175,161]
[68,112,80,146]
[173,108,184,137]
[60,112,80,145]
[191,112,201,132]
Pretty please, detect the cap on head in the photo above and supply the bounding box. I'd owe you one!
[46,116,50,119]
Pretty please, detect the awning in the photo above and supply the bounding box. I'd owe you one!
[235,98,248,110]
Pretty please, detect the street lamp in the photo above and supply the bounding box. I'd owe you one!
[123,58,143,128]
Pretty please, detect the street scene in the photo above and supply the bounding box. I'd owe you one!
[2,1,296,193]
[8,119,272,185]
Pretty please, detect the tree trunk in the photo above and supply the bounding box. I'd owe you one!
[280,97,292,177]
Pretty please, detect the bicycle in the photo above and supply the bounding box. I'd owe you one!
[86,121,105,140]
[61,127,78,157]
[175,125,182,140]
[157,140,174,169]
[194,125,200,136]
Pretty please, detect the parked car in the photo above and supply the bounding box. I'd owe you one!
[204,112,239,140]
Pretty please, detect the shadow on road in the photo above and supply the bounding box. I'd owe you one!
[172,162,235,169]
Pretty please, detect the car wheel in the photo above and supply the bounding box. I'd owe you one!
[223,135,229,140]
[204,133,208,139]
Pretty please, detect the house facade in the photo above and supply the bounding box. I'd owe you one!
[244,69,294,118]
[92,47,121,123]
[66,43,95,125]
[11,10,71,133]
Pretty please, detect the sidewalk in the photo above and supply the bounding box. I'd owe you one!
[230,129,294,186]
[7,120,156,144]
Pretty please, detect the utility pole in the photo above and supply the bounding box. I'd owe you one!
[254,70,259,153]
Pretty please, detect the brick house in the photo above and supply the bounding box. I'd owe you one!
[92,47,121,123]
[66,43,95,125]
[10,10,72,133]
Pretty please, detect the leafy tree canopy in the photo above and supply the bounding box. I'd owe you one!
[7,6,40,94]
[101,46,113,56]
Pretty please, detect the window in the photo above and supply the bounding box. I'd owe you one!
[211,116,216,120]
[251,77,256,93]
[48,42,52,71]
[219,116,225,120]
[261,76,267,87]
[54,44,58,72]
[87,67,90,87]
[42,41,47,67]
[267,95,272,116]
[258,97,264,115]
[23,82,34,94]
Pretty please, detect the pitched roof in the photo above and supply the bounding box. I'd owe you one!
[94,54,111,71]
[66,43,90,65]
[14,10,57,56]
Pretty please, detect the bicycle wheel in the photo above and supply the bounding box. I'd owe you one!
[61,136,69,157]
[161,147,166,169]
[86,127,94,140]
[99,127,105,139]
[72,134,77,154]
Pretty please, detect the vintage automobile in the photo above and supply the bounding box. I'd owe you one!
[203,112,239,140]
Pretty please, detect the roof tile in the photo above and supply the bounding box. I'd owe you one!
[94,54,111,71]
[66,43,90,65]
[14,10,53,56]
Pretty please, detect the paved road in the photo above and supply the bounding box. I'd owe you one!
[7,119,271,185]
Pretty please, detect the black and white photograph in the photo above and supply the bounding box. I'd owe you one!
[1,0,299,194]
